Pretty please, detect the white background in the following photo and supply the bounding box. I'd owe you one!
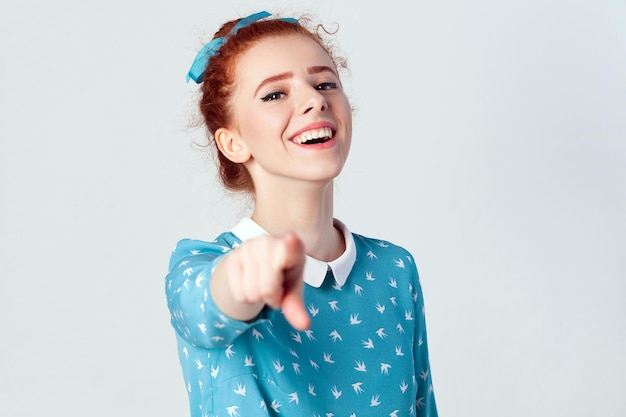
[1,0,625,416]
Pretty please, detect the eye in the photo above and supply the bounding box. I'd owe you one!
[261,91,286,102]
[316,82,338,91]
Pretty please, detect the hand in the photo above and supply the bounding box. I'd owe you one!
[212,233,310,330]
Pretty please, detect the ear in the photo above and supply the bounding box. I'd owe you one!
[214,127,251,163]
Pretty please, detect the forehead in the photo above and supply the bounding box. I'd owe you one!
[234,34,336,84]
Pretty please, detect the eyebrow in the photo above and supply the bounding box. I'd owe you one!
[253,66,338,96]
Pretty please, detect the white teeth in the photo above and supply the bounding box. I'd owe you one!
[293,127,333,144]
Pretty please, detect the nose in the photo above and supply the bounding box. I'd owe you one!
[300,86,328,115]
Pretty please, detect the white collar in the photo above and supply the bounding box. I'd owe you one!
[230,218,356,288]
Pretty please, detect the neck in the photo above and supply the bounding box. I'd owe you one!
[251,180,344,261]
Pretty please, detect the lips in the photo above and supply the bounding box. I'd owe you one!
[291,126,334,145]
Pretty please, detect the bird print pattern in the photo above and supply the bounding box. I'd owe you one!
[166,226,438,417]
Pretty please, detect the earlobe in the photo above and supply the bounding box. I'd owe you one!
[215,128,251,163]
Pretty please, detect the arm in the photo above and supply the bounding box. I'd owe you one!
[411,261,439,417]
[165,234,310,348]
[165,238,245,348]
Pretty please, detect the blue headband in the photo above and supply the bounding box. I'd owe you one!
[186,11,297,84]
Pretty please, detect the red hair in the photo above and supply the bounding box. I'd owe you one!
[197,16,346,193]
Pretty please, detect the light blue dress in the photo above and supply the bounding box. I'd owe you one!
[166,218,438,417]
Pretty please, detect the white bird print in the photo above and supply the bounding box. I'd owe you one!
[418,335,424,346]
[197,323,207,334]
[354,284,363,295]
[332,281,342,291]
[362,338,375,349]
[394,258,405,268]
[226,405,240,417]
[252,328,263,341]
[350,314,362,325]
[366,251,377,260]
[331,385,342,399]
[304,329,316,341]
[395,346,404,356]
[244,355,255,367]
[416,397,425,408]
[272,359,284,373]
[288,392,299,404]
[260,400,266,410]
[225,345,235,359]
[370,394,381,406]
[195,358,204,370]
[419,369,429,380]
[291,331,302,344]
[198,380,204,392]
[397,323,405,334]
[292,362,302,375]
[375,303,386,314]
[377,240,389,247]
[399,380,409,393]
[354,360,367,372]
[177,259,189,267]
[310,359,320,371]
[323,352,335,363]
[329,330,342,342]
[388,277,397,288]
[352,382,364,394]
[329,300,340,312]
[233,383,246,396]
[289,348,299,358]
[182,347,188,359]
[376,328,388,339]
[183,267,193,277]
[380,363,391,375]
[195,272,206,287]
[270,399,281,413]
[307,303,319,317]
[390,410,400,417]
[390,296,398,306]
[366,271,376,281]
[405,310,415,321]
[308,384,317,396]
[213,321,226,329]
[210,365,219,378]
[211,335,224,343]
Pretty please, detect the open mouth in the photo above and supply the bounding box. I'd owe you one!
[292,127,334,145]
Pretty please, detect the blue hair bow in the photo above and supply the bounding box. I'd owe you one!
[186,11,297,84]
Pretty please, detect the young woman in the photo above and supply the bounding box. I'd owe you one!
[166,11,438,417]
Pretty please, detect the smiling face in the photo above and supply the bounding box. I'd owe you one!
[216,34,352,193]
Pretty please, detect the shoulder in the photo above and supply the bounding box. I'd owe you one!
[168,230,241,270]
[352,232,414,260]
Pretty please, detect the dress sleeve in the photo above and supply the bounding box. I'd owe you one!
[411,258,439,417]
[165,238,257,348]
